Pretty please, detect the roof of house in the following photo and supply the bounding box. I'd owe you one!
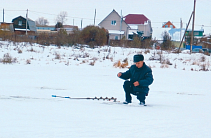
[0,22,13,24]
[0,22,14,32]
[14,28,30,31]
[124,14,149,24]
[63,25,78,28]
[98,9,118,26]
[162,21,176,28]
[12,16,37,32]
[36,25,55,28]
[98,9,130,28]
[12,16,34,22]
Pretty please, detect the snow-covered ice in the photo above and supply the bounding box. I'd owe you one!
[0,41,211,138]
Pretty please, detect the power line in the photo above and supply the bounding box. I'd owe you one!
[29,10,56,16]
[1,8,211,29]
[4,10,26,11]
[29,10,94,21]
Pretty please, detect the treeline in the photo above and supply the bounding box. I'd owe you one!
[0,25,155,49]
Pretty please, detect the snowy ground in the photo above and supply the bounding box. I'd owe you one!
[0,41,211,138]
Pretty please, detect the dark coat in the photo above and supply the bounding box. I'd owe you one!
[119,62,153,94]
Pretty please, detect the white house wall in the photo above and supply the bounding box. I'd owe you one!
[98,10,129,40]
[138,24,151,37]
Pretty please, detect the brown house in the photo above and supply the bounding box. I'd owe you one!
[162,21,176,28]
[0,22,14,32]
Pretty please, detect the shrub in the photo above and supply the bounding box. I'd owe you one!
[1,53,13,64]
[18,49,22,54]
[89,60,95,66]
[55,52,61,59]
[200,64,208,71]
[161,31,173,50]
[27,48,36,52]
[26,59,31,64]
[80,25,107,47]
[200,56,206,62]
[160,64,169,68]
[55,29,68,47]
[113,59,128,68]
[132,36,141,48]
[144,49,150,54]
[199,56,210,71]
[121,61,128,68]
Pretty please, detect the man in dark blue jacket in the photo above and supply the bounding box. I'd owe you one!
[117,54,153,105]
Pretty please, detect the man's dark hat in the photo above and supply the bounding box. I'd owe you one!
[133,54,144,62]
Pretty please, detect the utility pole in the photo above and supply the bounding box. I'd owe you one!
[73,19,74,26]
[3,9,4,22]
[120,10,123,39]
[81,19,83,30]
[178,12,193,53]
[26,9,28,35]
[180,18,182,41]
[94,9,96,26]
[190,0,196,54]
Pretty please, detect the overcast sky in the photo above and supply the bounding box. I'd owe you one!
[1,0,211,34]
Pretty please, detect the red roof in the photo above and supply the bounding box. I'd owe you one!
[162,21,176,28]
[124,14,149,24]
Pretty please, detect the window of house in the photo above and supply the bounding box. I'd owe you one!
[194,32,199,36]
[165,25,168,28]
[18,21,22,26]
[170,25,173,28]
[111,20,116,25]
[115,36,118,40]
[128,35,133,40]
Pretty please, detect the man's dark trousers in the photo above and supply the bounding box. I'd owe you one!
[123,81,146,104]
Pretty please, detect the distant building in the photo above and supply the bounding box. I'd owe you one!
[124,14,152,39]
[162,21,176,28]
[185,29,204,37]
[98,9,152,40]
[124,14,149,25]
[36,24,78,34]
[12,16,37,35]
[185,29,204,45]
[36,25,57,34]
[153,21,184,42]
[57,25,78,34]
[199,35,211,49]
[98,9,130,40]
[0,22,14,32]
[36,25,55,31]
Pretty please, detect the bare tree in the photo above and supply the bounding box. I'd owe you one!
[161,31,172,50]
[35,17,49,26]
[56,11,68,24]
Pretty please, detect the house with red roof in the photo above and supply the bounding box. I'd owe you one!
[98,10,152,40]
[124,14,149,25]
[124,14,152,39]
